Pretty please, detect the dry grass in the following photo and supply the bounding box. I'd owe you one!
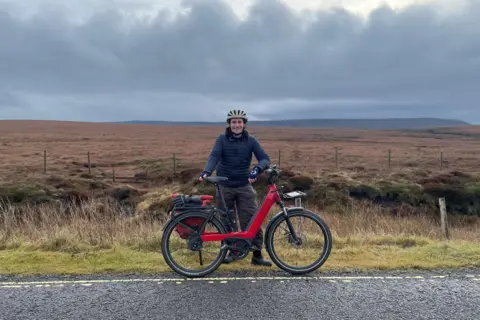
[0,198,162,252]
[323,200,480,242]
[3,198,479,251]
[0,197,479,275]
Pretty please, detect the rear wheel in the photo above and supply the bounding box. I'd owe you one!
[265,208,332,275]
[161,211,228,278]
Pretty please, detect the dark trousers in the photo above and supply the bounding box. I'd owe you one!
[216,184,263,250]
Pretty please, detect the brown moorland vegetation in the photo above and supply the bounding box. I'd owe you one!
[2,120,480,180]
[1,120,480,214]
[0,120,480,275]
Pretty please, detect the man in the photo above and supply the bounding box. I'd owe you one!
[199,109,272,266]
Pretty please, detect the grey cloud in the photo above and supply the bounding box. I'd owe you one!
[0,0,480,121]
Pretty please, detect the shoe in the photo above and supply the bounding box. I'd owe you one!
[251,250,272,267]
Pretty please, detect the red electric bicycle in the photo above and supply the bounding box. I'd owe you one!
[161,165,332,278]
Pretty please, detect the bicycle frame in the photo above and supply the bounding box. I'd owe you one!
[200,183,281,242]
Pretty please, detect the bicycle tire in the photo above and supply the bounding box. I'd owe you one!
[161,211,228,278]
[265,208,332,275]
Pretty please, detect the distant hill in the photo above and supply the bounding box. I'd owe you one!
[121,118,470,130]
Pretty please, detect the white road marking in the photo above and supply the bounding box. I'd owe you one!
[0,274,478,289]
[0,285,22,288]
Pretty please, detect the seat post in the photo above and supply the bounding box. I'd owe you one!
[215,183,228,212]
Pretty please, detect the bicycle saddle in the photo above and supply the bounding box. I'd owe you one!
[204,176,228,184]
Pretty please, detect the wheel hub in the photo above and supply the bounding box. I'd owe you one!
[287,233,303,247]
[187,233,203,251]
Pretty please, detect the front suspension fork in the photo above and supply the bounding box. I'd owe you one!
[278,200,301,244]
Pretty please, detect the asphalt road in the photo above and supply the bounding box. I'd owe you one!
[1,270,479,320]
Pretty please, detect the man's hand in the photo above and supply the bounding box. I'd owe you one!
[249,167,260,184]
[199,171,210,181]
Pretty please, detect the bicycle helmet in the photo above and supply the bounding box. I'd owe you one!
[226,109,248,123]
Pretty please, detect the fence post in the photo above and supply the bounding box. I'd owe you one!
[112,166,116,182]
[388,149,391,170]
[172,153,177,174]
[278,149,281,166]
[440,151,443,170]
[438,197,450,240]
[335,147,338,169]
[87,151,91,174]
[43,150,47,173]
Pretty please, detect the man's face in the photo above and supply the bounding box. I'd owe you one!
[229,118,245,134]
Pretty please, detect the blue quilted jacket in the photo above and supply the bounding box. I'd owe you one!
[203,129,270,188]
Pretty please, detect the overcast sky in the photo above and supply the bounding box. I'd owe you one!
[0,0,479,123]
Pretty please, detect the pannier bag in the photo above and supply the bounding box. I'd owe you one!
[169,193,213,239]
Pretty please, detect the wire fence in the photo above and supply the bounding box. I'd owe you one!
[27,146,468,184]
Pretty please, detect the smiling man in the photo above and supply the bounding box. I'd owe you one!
[199,109,272,266]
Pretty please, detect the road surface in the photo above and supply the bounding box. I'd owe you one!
[1,270,479,319]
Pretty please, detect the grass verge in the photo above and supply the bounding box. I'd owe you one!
[0,237,479,276]
[1,198,479,276]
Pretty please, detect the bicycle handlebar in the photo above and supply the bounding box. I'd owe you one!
[265,164,281,184]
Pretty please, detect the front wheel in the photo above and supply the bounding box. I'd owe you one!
[265,208,332,275]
